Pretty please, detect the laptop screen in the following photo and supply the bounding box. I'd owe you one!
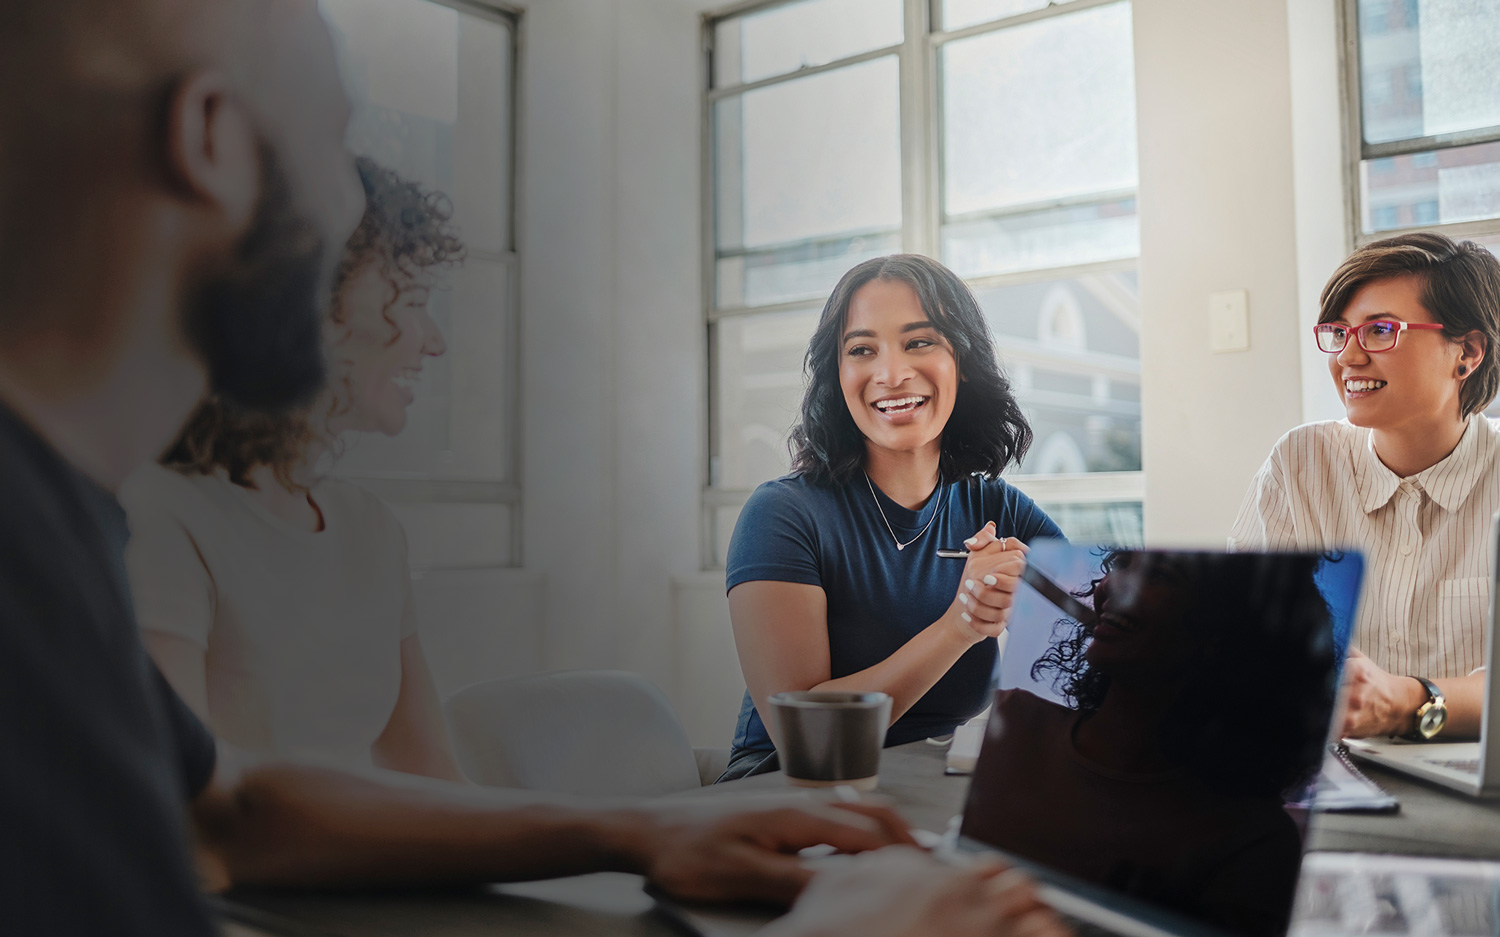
[959,544,1363,937]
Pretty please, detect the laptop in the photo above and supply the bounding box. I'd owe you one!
[1342,515,1500,797]
[950,542,1365,937]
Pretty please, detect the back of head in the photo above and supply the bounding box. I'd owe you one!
[1320,233,1500,417]
[0,0,363,419]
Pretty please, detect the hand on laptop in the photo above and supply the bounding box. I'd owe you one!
[631,800,918,906]
[1341,649,1427,738]
[762,846,1072,937]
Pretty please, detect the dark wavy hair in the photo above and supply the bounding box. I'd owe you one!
[164,156,465,489]
[788,254,1033,484]
[1032,551,1338,797]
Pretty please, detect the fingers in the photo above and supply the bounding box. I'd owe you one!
[827,802,920,847]
[643,805,918,908]
[959,554,1026,618]
[981,867,1043,913]
[755,805,914,856]
[1009,908,1074,937]
[964,521,1000,551]
[720,842,815,906]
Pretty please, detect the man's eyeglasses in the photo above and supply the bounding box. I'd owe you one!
[1313,320,1446,354]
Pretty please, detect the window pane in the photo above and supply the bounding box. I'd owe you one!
[1358,0,1500,145]
[1360,139,1500,233]
[323,0,513,255]
[715,57,902,306]
[973,271,1142,475]
[718,232,901,308]
[942,197,1138,279]
[1033,500,1143,545]
[320,0,516,486]
[713,0,904,88]
[941,0,1047,32]
[942,2,1137,218]
[714,309,820,490]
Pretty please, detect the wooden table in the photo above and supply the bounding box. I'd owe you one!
[221,741,1500,936]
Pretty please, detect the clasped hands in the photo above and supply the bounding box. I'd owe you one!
[1340,648,1426,738]
[947,522,1027,645]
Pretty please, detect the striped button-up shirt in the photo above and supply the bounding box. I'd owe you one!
[1229,416,1500,679]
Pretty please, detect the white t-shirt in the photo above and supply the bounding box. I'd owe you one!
[120,464,417,767]
[1229,416,1500,679]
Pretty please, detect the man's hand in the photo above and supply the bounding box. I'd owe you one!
[629,801,918,906]
[1341,649,1425,738]
[762,846,1073,937]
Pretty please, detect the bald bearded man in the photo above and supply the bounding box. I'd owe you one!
[0,5,1070,937]
[0,2,924,933]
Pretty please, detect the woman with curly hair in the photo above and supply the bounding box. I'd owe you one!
[119,157,467,780]
[964,550,1338,937]
[721,254,1062,780]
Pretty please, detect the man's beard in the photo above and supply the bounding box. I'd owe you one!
[185,143,331,413]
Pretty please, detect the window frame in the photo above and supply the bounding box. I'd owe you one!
[699,0,1145,568]
[1339,0,1500,248]
[328,0,526,570]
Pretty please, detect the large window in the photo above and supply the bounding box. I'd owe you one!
[321,0,521,569]
[1346,0,1500,247]
[704,0,1143,566]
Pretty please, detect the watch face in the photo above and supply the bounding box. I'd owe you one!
[1419,706,1446,739]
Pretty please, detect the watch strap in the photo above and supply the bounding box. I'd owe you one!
[1415,676,1444,706]
[1401,676,1446,741]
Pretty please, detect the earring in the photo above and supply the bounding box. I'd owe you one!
[1459,365,1469,377]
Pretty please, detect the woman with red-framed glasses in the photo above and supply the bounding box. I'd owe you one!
[1231,232,1500,742]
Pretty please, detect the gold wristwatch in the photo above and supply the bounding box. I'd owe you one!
[1403,677,1447,741]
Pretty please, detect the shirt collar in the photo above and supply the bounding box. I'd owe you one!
[1353,415,1490,514]
[1415,415,1492,512]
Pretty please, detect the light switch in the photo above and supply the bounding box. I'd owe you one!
[1209,289,1249,353]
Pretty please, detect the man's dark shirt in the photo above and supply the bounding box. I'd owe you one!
[0,402,218,935]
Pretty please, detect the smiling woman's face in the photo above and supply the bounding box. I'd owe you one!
[838,278,959,463]
[1328,274,1465,435]
[328,260,447,437]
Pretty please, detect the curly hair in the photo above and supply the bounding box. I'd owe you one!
[164,156,465,489]
[789,254,1033,485]
[1031,550,1338,798]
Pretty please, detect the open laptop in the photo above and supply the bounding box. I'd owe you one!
[1343,513,1500,796]
[951,542,1365,937]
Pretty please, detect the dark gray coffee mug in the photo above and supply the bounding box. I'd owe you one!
[767,691,892,790]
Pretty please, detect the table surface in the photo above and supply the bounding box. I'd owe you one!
[222,741,1500,936]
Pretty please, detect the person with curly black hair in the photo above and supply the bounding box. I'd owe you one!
[721,254,1062,780]
[118,156,469,780]
[964,550,1339,937]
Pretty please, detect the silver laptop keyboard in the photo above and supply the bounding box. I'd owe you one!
[1291,853,1500,936]
[1423,757,1481,775]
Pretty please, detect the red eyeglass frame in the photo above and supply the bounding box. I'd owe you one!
[1312,320,1446,353]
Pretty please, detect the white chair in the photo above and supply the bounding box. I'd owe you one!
[445,670,725,796]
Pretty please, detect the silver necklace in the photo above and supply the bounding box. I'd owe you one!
[865,472,947,551]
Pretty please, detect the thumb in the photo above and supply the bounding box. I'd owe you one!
[964,521,999,550]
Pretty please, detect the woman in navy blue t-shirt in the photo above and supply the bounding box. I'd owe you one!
[722,254,1063,780]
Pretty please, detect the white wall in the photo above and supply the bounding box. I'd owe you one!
[431,0,1354,745]
[1134,0,1326,546]
[502,0,729,742]
[1288,0,1354,426]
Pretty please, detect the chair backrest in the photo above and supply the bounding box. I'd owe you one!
[444,670,703,797]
